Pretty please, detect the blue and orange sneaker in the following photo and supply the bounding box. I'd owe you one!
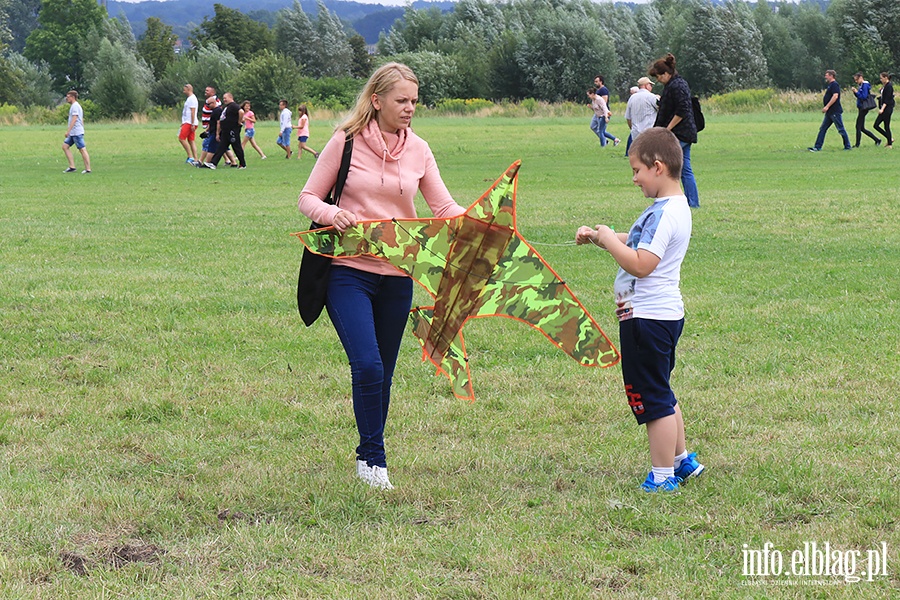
[640,472,680,492]
[674,452,705,483]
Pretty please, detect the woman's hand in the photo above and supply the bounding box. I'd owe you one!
[333,210,358,233]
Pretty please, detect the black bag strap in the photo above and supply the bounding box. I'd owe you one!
[327,132,353,207]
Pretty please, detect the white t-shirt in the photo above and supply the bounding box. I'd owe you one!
[613,195,692,321]
[182,94,198,125]
[280,108,292,131]
[68,101,85,136]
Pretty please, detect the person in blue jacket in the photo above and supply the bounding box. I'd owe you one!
[851,72,881,147]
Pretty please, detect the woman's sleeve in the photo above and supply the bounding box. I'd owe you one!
[298,131,346,225]
[674,80,692,118]
[420,146,466,219]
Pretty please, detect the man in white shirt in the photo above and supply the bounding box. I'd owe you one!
[62,90,91,174]
[624,77,660,156]
[179,84,199,165]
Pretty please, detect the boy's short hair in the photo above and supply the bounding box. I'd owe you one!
[66,90,78,99]
[825,69,837,78]
[630,127,683,179]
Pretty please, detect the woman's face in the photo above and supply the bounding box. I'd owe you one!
[372,79,418,133]
[656,72,672,85]
[881,75,889,84]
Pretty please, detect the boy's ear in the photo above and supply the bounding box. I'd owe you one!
[652,160,669,176]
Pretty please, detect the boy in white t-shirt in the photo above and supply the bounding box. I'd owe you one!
[276,100,293,159]
[576,127,704,493]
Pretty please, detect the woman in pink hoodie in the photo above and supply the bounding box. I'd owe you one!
[299,63,466,490]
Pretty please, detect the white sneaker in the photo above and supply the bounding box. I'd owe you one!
[204,162,216,170]
[356,460,373,483]
[369,465,394,490]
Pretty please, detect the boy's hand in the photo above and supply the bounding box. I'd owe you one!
[576,225,616,249]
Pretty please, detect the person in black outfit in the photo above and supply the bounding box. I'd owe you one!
[209,92,247,169]
[648,53,699,208]
[873,72,894,148]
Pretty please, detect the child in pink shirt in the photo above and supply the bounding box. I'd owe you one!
[295,104,319,160]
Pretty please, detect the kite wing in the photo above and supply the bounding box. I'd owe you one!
[292,160,619,400]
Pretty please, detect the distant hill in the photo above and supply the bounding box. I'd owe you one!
[107,0,455,45]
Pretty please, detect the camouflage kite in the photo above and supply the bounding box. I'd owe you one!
[293,160,620,400]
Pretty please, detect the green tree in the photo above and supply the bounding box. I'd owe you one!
[228,50,302,117]
[3,0,41,53]
[86,37,153,117]
[191,3,274,63]
[314,1,352,77]
[828,0,892,78]
[381,51,464,105]
[274,1,316,71]
[4,52,55,107]
[515,7,617,102]
[23,0,107,91]
[137,17,177,80]
[348,34,372,79]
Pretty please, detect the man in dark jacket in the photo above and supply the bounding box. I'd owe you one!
[208,92,247,169]
[809,70,852,152]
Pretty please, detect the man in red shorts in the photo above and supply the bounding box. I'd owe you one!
[179,83,199,165]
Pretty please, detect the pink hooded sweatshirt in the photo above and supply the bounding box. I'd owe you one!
[298,119,466,276]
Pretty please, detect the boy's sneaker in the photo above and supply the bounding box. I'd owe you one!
[674,452,705,482]
[369,465,394,490]
[81,170,91,174]
[204,162,216,170]
[185,157,196,165]
[64,167,77,173]
[641,472,680,492]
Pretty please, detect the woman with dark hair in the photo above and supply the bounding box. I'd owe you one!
[648,53,699,208]
[851,72,881,147]
[873,72,894,148]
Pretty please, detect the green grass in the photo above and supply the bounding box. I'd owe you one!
[1,113,899,598]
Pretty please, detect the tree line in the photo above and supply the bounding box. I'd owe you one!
[1,0,898,118]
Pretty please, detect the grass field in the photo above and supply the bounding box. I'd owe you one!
[1,112,899,598]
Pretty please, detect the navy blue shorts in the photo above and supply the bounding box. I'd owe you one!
[619,318,684,425]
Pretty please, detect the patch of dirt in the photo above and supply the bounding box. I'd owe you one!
[59,551,89,576]
[107,543,166,568]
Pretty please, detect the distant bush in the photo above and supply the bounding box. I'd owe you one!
[300,77,360,112]
[433,98,495,115]
[705,88,819,113]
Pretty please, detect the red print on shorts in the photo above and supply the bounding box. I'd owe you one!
[625,384,644,415]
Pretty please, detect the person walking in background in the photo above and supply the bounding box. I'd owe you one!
[208,92,246,170]
[199,96,222,166]
[297,63,467,490]
[295,104,320,160]
[179,84,199,165]
[851,72,881,147]
[873,72,894,148]
[62,90,91,174]
[241,101,266,159]
[587,89,619,148]
[624,76,659,157]
[591,75,620,147]
[809,70,852,152]
[277,100,293,159]
[648,53,700,208]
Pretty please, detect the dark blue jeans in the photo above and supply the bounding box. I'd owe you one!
[326,266,413,469]
[679,141,700,208]
[814,112,851,150]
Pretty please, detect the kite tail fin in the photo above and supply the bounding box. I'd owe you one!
[409,306,475,401]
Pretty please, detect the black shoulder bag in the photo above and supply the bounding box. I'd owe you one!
[296,134,353,326]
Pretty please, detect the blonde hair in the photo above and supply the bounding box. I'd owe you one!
[337,62,418,136]
[298,104,309,117]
